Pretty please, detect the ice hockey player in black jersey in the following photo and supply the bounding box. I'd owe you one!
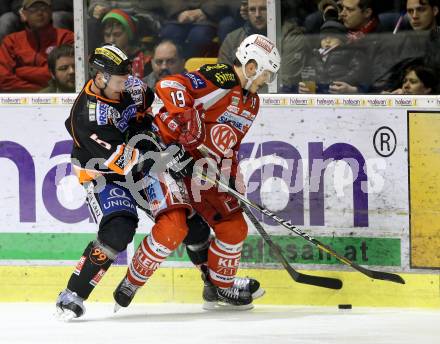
[56,44,158,320]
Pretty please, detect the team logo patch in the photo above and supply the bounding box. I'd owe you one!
[160,80,186,91]
[88,101,96,121]
[90,268,106,286]
[96,100,109,125]
[231,96,240,106]
[115,104,137,132]
[99,185,137,216]
[254,36,274,53]
[90,247,109,265]
[217,111,252,133]
[114,146,135,170]
[184,72,206,89]
[214,72,236,86]
[125,76,144,106]
[227,105,240,114]
[210,124,238,154]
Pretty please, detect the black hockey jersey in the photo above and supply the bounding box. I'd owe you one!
[65,76,154,183]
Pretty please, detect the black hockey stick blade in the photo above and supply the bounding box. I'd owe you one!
[347,259,405,284]
[242,204,343,290]
[310,240,405,285]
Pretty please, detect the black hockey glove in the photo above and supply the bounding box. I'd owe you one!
[134,143,194,179]
[126,114,156,151]
[165,144,195,180]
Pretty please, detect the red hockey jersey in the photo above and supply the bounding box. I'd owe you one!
[153,63,260,172]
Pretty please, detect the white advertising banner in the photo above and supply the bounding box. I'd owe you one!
[0,94,418,268]
[0,96,409,235]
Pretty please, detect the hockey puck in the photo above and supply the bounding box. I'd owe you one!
[338,304,352,309]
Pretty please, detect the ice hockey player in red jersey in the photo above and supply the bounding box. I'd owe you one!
[113,34,281,310]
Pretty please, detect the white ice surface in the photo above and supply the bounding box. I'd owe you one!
[0,303,439,344]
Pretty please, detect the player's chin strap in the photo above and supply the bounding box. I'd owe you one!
[93,72,111,93]
[242,65,257,90]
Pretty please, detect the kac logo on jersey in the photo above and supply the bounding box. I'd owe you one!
[211,124,238,154]
[184,72,206,89]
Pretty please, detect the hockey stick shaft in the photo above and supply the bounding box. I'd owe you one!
[241,203,342,289]
[197,170,405,285]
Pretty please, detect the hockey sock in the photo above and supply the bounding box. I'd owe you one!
[207,238,243,288]
[67,240,117,300]
[126,232,172,286]
[127,209,188,286]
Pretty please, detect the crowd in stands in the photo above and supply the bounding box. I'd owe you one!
[0,0,438,94]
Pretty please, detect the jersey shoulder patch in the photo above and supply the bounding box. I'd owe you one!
[198,63,239,89]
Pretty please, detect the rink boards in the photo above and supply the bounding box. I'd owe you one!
[1,94,440,307]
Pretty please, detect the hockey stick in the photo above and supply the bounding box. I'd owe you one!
[241,203,342,289]
[193,148,342,289]
[195,165,404,285]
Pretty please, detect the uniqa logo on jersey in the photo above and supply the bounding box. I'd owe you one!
[101,186,136,213]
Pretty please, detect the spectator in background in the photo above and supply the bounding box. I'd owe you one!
[159,1,219,57]
[219,0,306,91]
[304,0,338,34]
[87,1,110,52]
[0,0,74,92]
[383,64,437,94]
[51,0,73,31]
[0,1,23,42]
[218,0,267,65]
[142,40,186,91]
[40,44,75,92]
[406,0,439,30]
[340,0,382,38]
[319,0,382,93]
[217,0,247,42]
[371,0,440,92]
[101,9,151,79]
[0,0,73,42]
[298,19,366,94]
[87,1,164,53]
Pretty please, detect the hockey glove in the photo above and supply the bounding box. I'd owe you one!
[165,144,195,179]
[175,106,206,151]
[126,114,156,151]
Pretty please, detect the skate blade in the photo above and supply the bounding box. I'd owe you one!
[113,303,122,313]
[252,287,266,300]
[55,307,77,322]
[202,301,254,311]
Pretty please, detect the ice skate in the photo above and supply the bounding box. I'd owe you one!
[113,276,140,312]
[55,288,85,321]
[201,267,259,310]
[233,276,265,300]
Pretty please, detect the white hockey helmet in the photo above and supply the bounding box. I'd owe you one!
[235,34,281,90]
